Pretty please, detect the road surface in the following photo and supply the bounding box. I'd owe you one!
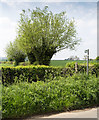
[24,107,98,120]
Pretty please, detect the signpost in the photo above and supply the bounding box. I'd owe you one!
[84,49,89,75]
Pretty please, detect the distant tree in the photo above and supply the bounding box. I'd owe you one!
[69,56,75,60]
[16,6,80,65]
[5,41,26,66]
[74,56,79,60]
[96,56,99,61]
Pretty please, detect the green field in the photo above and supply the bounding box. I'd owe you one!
[50,60,98,67]
[0,62,13,69]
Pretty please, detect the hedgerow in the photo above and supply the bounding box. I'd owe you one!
[2,65,73,85]
[2,63,99,85]
[2,74,99,119]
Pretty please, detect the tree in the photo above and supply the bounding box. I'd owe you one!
[16,6,80,65]
[74,56,79,60]
[69,56,75,60]
[5,41,26,66]
[27,51,36,64]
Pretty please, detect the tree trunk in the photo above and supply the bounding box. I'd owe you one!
[27,51,36,64]
[34,48,56,66]
[33,37,56,66]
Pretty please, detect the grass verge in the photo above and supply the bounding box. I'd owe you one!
[2,74,99,119]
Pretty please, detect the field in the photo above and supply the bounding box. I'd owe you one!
[50,60,98,67]
[0,62,13,70]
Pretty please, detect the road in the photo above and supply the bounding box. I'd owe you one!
[24,107,98,120]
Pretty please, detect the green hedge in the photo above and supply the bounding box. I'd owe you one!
[66,62,99,77]
[2,65,74,85]
[2,74,99,119]
[2,63,99,85]
[89,63,99,77]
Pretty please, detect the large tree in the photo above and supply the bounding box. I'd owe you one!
[16,6,80,65]
[5,41,26,66]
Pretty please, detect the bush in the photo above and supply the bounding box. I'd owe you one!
[2,74,99,119]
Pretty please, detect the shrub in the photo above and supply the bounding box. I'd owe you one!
[2,74,99,119]
[89,63,99,77]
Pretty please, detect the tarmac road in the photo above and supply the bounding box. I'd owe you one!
[42,107,98,118]
[24,107,98,120]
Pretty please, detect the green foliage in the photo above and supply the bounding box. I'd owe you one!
[66,61,77,69]
[96,56,99,61]
[2,74,99,119]
[33,61,39,65]
[27,51,36,64]
[2,65,63,85]
[16,6,80,65]
[65,62,86,73]
[89,63,99,77]
[50,60,98,67]
[5,41,26,66]
[2,62,99,85]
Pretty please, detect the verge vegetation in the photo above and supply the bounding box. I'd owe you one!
[2,74,99,119]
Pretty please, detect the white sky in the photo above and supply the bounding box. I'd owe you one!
[0,0,98,60]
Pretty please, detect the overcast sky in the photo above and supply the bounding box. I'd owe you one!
[0,0,98,60]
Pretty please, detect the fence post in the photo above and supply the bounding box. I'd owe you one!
[75,62,78,73]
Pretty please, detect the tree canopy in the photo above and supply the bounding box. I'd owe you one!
[16,6,80,65]
[5,41,26,65]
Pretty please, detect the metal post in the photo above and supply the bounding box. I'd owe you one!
[87,49,89,75]
[85,49,89,75]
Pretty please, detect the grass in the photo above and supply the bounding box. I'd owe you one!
[50,60,98,67]
[2,74,99,119]
[0,62,13,70]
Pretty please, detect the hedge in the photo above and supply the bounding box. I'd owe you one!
[2,64,99,85]
[2,65,74,85]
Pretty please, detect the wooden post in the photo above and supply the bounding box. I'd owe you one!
[75,62,78,73]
